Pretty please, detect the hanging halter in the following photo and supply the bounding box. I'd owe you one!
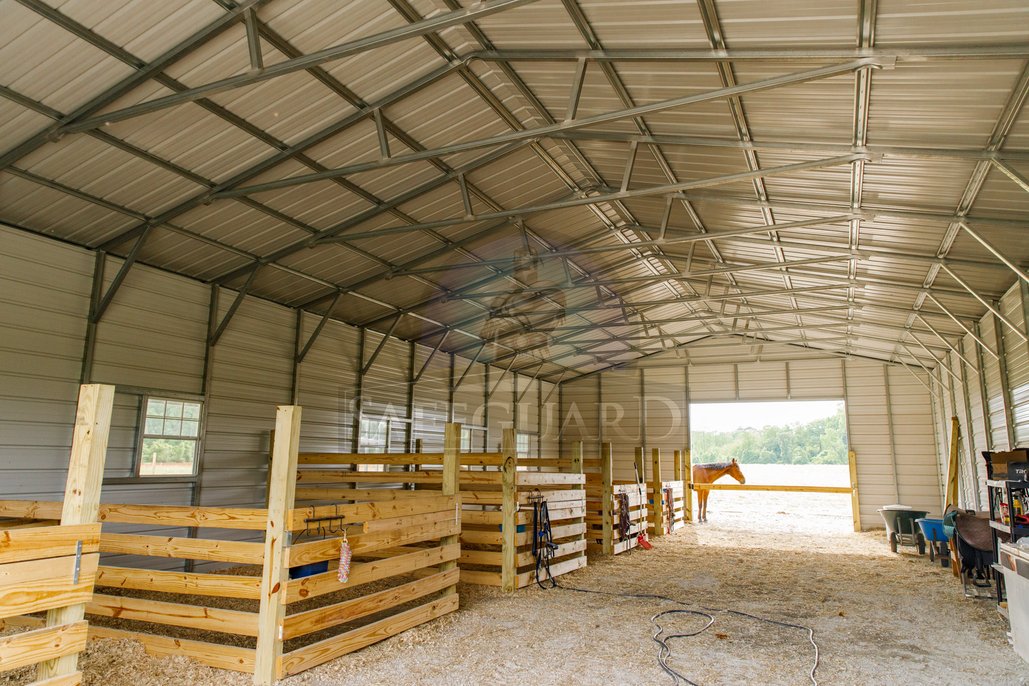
[663,486,675,534]
[616,491,632,541]
[529,490,558,589]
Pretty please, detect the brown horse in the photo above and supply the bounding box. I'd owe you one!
[692,459,746,522]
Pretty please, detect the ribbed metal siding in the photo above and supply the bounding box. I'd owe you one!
[643,367,686,476]
[1000,285,1029,445]
[486,366,514,452]
[88,259,209,484]
[411,345,450,453]
[361,333,410,423]
[601,369,642,482]
[540,380,559,455]
[961,334,991,506]
[203,290,293,508]
[296,317,359,452]
[560,376,599,460]
[451,356,484,425]
[789,359,846,398]
[980,314,1010,449]
[0,225,91,498]
[887,365,943,514]
[844,360,898,525]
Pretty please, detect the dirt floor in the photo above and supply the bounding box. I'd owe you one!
[4,496,1027,686]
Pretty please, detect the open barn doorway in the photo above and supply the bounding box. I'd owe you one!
[689,400,856,533]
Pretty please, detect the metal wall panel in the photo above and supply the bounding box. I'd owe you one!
[451,355,485,424]
[601,369,643,482]
[202,289,293,508]
[0,225,91,498]
[361,332,411,421]
[643,367,687,478]
[962,334,991,506]
[980,314,1010,449]
[540,380,560,456]
[737,361,788,400]
[560,376,600,460]
[688,365,736,401]
[843,360,900,526]
[886,365,944,514]
[486,365,515,452]
[411,344,450,453]
[788,359,846,398]
[1001,285,1029,446]
[296,317,360,453]
[91,258,208,394]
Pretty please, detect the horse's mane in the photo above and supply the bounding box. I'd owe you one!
[693,461,733,470]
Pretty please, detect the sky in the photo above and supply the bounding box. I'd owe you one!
[690,400,844,433]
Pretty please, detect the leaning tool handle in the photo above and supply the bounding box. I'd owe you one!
[634,462,653,550]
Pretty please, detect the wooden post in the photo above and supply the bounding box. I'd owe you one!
[37,384,115,681]
[683,448,691,522]
[650,448,663,537]
[254,405,302,686]
[501,428,518,592]
[848,449,861,532]
[601,443,614,555]
[673,449,682,482]
[441,424,461,598]
[415,438,424,453]
[571,441,583,476]
[266,429,275,507]
[944,416,961,511]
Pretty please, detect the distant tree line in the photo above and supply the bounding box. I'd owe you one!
[691,407,848,465]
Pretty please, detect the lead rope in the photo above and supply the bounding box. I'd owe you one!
[616,491,632,542]
[530,491,558,589]
[552,582,820,686]
[663,487,675,534]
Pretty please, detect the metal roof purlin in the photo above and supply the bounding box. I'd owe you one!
[54,0,543,135]
[0,0,267,171]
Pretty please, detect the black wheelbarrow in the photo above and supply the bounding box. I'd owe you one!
[878,505,928,554]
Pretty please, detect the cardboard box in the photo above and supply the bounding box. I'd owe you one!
[985,449,1029,479]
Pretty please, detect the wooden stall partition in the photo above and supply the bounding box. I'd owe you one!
[291,423,584,591]
[681,449,694,523]
[645,448,688,536]
[0,383,114,686]
[584,443,647,558]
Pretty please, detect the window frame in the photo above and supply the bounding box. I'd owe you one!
[135,393,204,478]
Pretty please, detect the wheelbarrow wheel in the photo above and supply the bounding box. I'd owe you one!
[928,541,935,562]
[889,532,898,554]
[916,533,926,556]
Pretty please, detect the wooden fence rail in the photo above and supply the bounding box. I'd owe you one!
[291,425,586,592]
[0,384,114,686]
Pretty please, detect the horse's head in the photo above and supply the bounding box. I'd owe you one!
[728,458,746,484]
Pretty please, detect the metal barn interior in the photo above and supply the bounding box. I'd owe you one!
[1,0,1028,683]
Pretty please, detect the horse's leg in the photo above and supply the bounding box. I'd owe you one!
[699,490,707,522]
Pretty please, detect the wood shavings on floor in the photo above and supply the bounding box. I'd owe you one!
[3,502,1027,685]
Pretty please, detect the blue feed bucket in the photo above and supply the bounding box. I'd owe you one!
[289,561,329,579]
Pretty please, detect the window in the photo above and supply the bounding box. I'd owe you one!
[517,433,530,459]
[461,427,472,453]
[138,397,202,476]
[358,418,388,471]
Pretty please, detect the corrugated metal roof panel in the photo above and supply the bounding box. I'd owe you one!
[0,171,137,245]
[576,0,710,48]
[874,1,1029,45]
[0,100,54,148]
[0,2,135,112]
[52,0,226,62]
[867,60,1023,147]
[137,225,250,282]
[18,135,205,215]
